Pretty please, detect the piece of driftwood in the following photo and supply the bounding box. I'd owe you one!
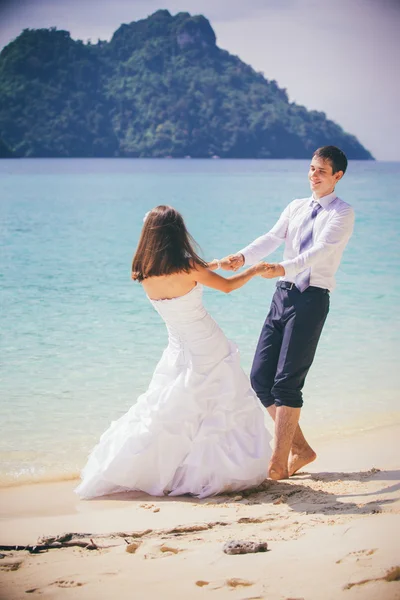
[0,520,235,555]
[0,540,98,553]
[0,533,122,553]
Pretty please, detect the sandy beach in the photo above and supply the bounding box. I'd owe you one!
[1,423,399,600]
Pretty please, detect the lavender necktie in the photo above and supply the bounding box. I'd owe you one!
[295,201,323,292]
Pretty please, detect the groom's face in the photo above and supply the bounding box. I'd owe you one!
[308,156,343,199]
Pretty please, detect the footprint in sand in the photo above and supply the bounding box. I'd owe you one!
[204,578,257,592]
[344,565,400,589]
[226,578,255,588]
[0,559,23,572]
[159,544,182,555]
[142,543,184,560]
[52,579,85,588]
[125,541,142,554]
[336,548,377,564]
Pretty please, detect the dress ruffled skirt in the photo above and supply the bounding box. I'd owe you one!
[75,341,271,499]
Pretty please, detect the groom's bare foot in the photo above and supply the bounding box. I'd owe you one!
[288,447,317,476]
[268,459,289,480]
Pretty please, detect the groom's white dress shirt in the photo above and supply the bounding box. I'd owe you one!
[239,191,355,292]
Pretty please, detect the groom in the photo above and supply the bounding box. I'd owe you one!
[220,146,355,480]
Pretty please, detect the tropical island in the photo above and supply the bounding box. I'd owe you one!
[0,10,373,159]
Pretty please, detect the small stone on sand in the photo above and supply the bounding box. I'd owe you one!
[223,540,268,555]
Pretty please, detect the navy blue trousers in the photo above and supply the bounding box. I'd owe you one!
[250,282,330,409]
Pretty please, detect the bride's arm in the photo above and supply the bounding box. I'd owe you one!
[192,262,268,293]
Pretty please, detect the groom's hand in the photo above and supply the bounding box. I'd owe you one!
[220,253,245,271]
[261,263,285,278]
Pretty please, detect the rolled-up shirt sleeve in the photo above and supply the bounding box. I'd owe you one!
[280,205,355,278]
[238,204,291,265]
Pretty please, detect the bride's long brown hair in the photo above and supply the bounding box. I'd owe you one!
[131,205,208,282]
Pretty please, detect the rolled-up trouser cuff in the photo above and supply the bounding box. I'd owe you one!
[255,393,275,409]
[274,396,303,409]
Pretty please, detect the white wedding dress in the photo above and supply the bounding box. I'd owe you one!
[75,283,271,499]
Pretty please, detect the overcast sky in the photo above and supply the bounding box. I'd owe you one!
[1,0,399,160]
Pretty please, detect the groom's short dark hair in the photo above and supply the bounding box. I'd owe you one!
[313,146,348,175]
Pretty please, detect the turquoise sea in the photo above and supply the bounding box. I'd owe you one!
[1,158,399,485]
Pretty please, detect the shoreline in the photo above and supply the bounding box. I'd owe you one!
[1,420,399,497]
[1,415,399,490]
[1,423,399,599]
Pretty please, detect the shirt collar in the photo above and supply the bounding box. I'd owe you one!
[311,191,337,209]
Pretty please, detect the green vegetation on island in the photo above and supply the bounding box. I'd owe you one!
[0,10,373,159]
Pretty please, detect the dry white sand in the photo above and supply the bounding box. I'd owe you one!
[1,423,399,600]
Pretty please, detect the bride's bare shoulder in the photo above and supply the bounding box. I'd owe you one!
[142,272,196,300]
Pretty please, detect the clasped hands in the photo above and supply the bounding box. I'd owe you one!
[218,253,285,279]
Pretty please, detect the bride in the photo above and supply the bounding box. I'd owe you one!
[75,205,272,499]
